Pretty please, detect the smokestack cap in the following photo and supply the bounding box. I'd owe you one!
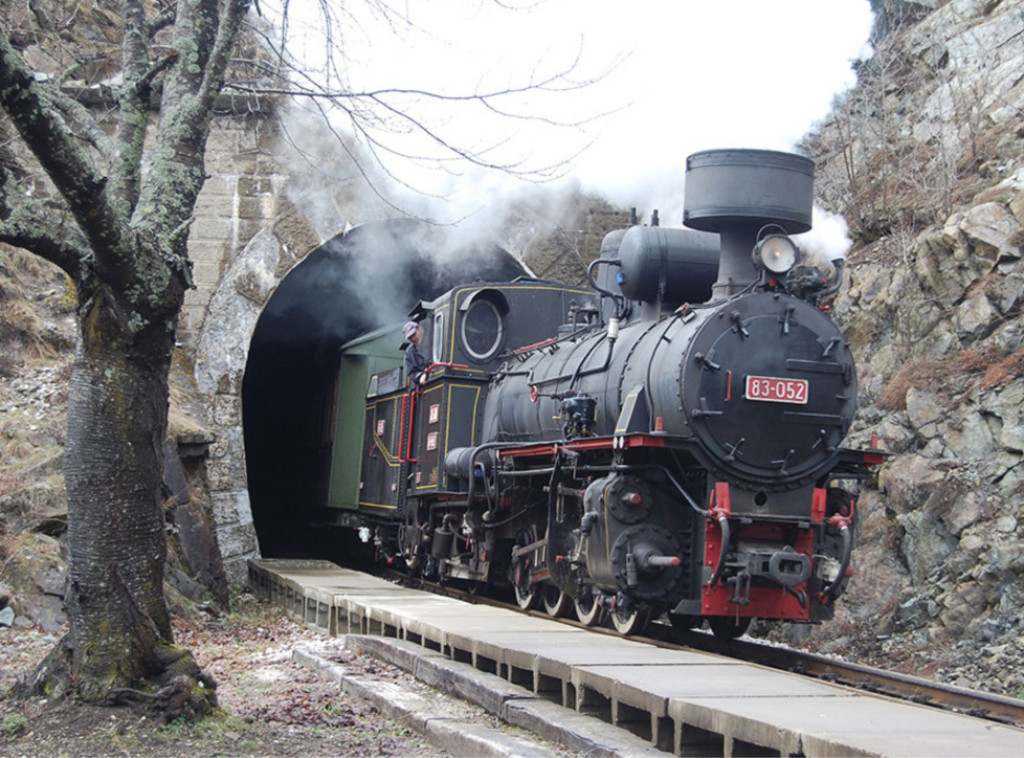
[683,149,814,235]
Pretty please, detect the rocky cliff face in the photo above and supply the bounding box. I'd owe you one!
[793,0,1024,692]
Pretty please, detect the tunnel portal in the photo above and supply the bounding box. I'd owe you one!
[242,220,527,559]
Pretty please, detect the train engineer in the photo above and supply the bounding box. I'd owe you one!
[402,320,426,386]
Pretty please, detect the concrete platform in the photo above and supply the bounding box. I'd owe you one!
[249,558,1024,757]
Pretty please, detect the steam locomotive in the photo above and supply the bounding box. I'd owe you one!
[321,149,883,638]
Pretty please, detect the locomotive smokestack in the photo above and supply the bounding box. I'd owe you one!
[683,149,814,298]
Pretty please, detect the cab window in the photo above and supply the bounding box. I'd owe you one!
[461,298,503,360]
[432,311,444,363]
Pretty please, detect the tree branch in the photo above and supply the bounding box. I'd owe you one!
[0,166,90,281]
[228,21,613,184]
[200,0,255,113]
[0,32,131,288]
[112,0,160,213]
[46,91,118,165]
[136,0,252,241]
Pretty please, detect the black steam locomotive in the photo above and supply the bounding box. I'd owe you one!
[321,149,883,638]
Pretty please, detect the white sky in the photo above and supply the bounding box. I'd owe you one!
[279,0,875,241]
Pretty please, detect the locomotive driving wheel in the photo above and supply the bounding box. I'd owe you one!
[610,605,651,636]
[514,582,538,610]
[574,592,603,626]
[512,549,539,610]
[541,584,571,617]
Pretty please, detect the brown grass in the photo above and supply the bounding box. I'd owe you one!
[877,347,1024,410]
[0,246,75,364]
[878,361,923,411]
[0,301,45,342]
[980,349,1024,389]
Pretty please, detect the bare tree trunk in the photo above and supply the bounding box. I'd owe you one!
[19,281,214,717]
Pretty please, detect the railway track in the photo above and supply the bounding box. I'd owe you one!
[386,569,1024,729]
[253,559,1024,756]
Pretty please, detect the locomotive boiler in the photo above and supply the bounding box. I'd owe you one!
[322,149,882,638]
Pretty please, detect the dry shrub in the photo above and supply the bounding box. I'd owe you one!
[0,300,68,360]
[877,358,953,411]
[878,365,915,411]
[2,246,49,281]
[3,437,39,462]
[980,349,1024,389]
[1,246,74,309]
[875,347,1021,411]
[957,346,1001,373]
[953,346,1024,390]
[0,300,44,342]
[967,271,1001,299]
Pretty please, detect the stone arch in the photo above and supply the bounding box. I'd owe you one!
[190,189,591,584]
[193,199,348,584]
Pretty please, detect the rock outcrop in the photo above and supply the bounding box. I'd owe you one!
[795,0,1024,691]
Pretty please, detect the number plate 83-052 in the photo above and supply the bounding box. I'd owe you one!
[745,375,809,404]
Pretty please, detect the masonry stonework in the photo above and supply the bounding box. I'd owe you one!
[186,108,357,581]
[180,110,290,351]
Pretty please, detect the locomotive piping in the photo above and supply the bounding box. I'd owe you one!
[815,258,845,302]
[820,523,853,603]
[463,442,525,519]
[523,330,617,394]
[493,323,603,382]
[460,441,563,527]
[586,257,625,320]
[609,462,707,518]
[707,514,731,586]
[495,457,708,520]
[783,584,809,609]
[570,332,616,387]
[475,460,493,511]
[478,499,544,529]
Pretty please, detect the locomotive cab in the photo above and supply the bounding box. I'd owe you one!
[405,281,598,497]
[345,280,598,576]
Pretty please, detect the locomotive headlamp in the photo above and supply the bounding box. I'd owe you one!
[753,235,800,274]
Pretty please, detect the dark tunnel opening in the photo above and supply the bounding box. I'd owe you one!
[242,219,528,561]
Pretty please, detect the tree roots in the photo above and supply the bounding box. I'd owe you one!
[13,635,218,723]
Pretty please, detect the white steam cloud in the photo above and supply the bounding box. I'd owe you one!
[796,206,854,261]
[273,0,873,264]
